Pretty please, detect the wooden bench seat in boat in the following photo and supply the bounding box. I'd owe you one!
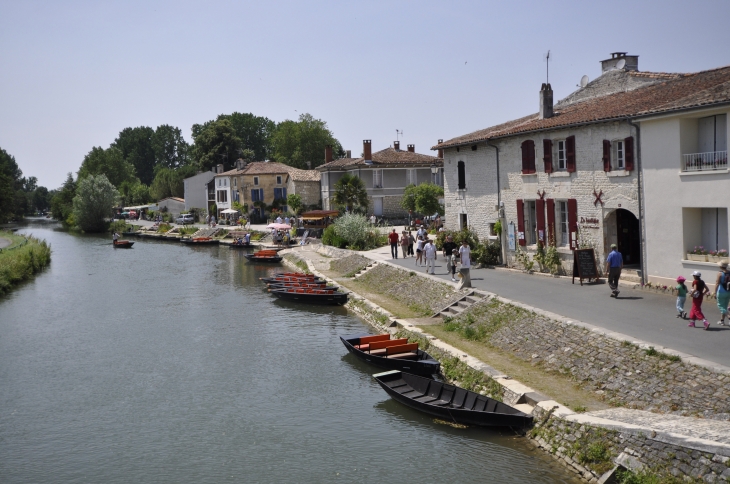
[385,343,419,359]
[353,334,390,351]
[365,338,408,355]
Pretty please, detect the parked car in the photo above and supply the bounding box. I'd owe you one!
[176,214,195,224]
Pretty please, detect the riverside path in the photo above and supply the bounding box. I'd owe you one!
[363,243,730,368]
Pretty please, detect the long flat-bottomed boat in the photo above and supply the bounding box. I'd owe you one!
[340,333,440,377]
[113,240,134,248]
[260,275,325,284]
[181,236,219,245]
[269,287,347,305]
[373,370,533,428]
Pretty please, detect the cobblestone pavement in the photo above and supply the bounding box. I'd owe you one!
[587,408,730,444]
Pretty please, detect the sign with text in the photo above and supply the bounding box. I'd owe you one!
[572,248,600,286]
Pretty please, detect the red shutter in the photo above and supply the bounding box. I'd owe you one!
[602,140,611,172]
[546,198,555,246]
[624,136,635,171]
[536,199,545,244]
[568,198,578,249]
[543,139,553,173]
[516,199,526,246]
[566,135,576,172]
[521,140,535,174]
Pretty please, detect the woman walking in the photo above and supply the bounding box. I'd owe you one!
[688,271,711,330]
[407,231,415,257]
[715,262,730,326]
[400,231,409,258]
[415,235,425,266]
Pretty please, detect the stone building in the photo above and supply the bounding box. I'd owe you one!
[435,53,730,279]
[317,140,444,218]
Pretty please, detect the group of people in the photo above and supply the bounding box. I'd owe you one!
[205,214,217,227]
[387,229,471,281]
[674,261,730,330]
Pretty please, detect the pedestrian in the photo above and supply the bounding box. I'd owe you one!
[458,239,472,288]
[715,261,730,326]
[284,216,290,226]
[370,214,376,226]
[206,214,211,227]
[424,238,437,274]
[675,276,688,319]
[450,249,458,281]
[275,214,282,224]
[112,232,119,244]
[400,231,409,258]
[388,228,399,259]
[408,231,415,256]
[415,235,425,266]
[211,215,216,227]
[688,271,711,329]
[442,235,457,259]
[417,224,427,240]
[605,244,623,297]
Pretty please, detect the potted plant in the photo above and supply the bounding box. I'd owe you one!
[717,249,729,263]
[687,246,708,262]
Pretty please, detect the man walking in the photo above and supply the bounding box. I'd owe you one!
[605,244,623,297]
[424,238,437,274]
[442,234,457,278]
[388,229,399,259]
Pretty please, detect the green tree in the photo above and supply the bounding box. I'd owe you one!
[332,173,369,212]
[191,119,241,172]
[31,186,50,212]
[0,147,24,222]
[401,183,444,216]
[193,112,275,162]
[113,127,156,185]
[119,180,151,206]
[149,165,196,201]
[72,174,120,232]
[78,146,136,188]
[50,173,76,224]
[271,113,343,169]
[152,124,190,169]
[286,193,303,214]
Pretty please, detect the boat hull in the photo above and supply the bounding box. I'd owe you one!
[374,370,533,428]
[244,254,282,263]
[113,240,134,248]
[228,243,253,249]
[340,335,440,377]
[181,238,219,245]
[270,289,347,305]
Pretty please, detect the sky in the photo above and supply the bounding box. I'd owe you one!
[1,0,729,189]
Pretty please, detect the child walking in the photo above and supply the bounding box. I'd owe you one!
[450,249,458,282]
[675,276,688,319]
[688,271,711,330]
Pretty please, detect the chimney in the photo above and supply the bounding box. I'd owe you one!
[235,158,245,170]
[539,83,553,120]
[363,140,372,161]
[216,164,224,174]
[325,144,333,164]
[346,150,351,158]
[407,144,415,153]
[306,161,312,169]
[394,141,400,151]
[601,52,639,73]
[437,139,443,159]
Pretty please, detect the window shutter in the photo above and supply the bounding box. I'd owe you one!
[457,161,466,189]
[251,189,257,202]
[566,136,576,172]
[536,199,546,244]
[624,136,635,171]
[543,139,553,173]
[546,199,555,245]
[283,187,287,198]
[602,140,611,172]
[516,200,526,246]
[568,198,578,249]
[521,140,536,174]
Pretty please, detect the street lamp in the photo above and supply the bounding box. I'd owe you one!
[430,163,439,184]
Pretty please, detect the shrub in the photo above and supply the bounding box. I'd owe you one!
[0,235,52,294]
[322,225,347,248]
[333,213,370,247]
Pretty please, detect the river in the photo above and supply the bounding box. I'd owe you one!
[0,222,580,483]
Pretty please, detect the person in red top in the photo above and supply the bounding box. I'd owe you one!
[388,229,400,259]
[688,271,711,330]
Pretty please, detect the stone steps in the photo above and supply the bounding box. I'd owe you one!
[353,262,379,279]
[432,291,488,319]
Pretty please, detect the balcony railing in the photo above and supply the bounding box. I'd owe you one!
[682,151,728,172]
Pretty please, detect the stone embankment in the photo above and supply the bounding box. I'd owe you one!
[282,244,730,482]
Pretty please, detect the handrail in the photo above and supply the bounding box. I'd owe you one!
[682,151,728,172]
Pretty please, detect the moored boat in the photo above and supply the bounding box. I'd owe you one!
[244,250,283,263]
[269,287,348,305]
[181,236,219,245]
[268,283,339,291]
[260,275,325,284]
[228,242,253,248]
[340,334,440,377]
[113,240,134,248]
[373,370,533,428]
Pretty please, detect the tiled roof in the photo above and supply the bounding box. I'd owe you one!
[235,162,321,182]
[287,167,321,182]
[435,65,730,150]
[318,147,443,170]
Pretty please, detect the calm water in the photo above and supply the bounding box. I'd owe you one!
[0,222,580,483]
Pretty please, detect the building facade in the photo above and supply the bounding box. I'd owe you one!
[182,169,215,212]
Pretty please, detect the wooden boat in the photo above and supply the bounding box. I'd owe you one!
[228,242,253,248]
[267,272,316,279]
[373,370,533,428]
[340,333,440,377]
[113,240,134,248]
[266,280,331,288]
[269,287,348,305]
[244,250,283,263]
[269,283,339,291]
[260,275,325,284]
[181,236,219,245]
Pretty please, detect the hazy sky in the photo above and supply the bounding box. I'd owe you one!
[1,0,729,189]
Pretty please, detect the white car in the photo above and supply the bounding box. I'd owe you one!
[176,214,195,224]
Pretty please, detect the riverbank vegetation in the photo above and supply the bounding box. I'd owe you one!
[1,147,53,222]
[322,213,387,250]
[0,232,51,294]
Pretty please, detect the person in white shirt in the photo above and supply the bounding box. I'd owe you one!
[458,240,472,288]
[275,215,283,224]
[424,239,437,274]
[417,225,427,239]
[415,236,425,266]
[370,214,376,225]
[284,216,290,226]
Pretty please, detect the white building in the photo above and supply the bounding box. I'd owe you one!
[182,169,215,212]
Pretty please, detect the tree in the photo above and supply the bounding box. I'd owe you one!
[286,193,303,214]
[0,147,24,222]
[113,127,156,185]
[271,113,343,169]
[72,174,119,232]
[152,124,190,170]
[149,165,196,201]
[193,112,275,162]
[191,119,241,172]
[332,173,369,212]
[32,186,50,213]
[78,146,136,188]
[119,180,150,206]
[401,183,444,216]
[51,173,76,224]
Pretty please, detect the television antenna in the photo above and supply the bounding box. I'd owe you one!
[396,129,403,142]
[544,50,551,84]
[616,58,626,70]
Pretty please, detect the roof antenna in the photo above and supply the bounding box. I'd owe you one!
[544,50,551,84]
[396,129,403,142]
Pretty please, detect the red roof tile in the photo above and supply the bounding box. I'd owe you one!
[318,147,442,170]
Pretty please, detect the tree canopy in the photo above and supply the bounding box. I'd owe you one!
[191,119,242,172]
[72,174,119,232]
[113,127,156,185]
[192,112,276,162]
[271,113,343,169]
[332,173,369,213]
[401,183,444,216]
[152,124,191,170]
[78,146,136,188]
[50,173,76,224]
[149,165,196,201]
[0,147,50,221]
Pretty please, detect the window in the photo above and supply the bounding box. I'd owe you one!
[216,190,228,203]
[224,178,227,186]
[234,178,237,187]
[251,188,264,202]
[699,114,727,153]
[406,169,416,185]
[555,140,566,170]
[233,190,239,202]
[253,176,259,186]
[521,140,536,174]
[558,201,569,246]
[276,175,282,185]
[524,201,537,245]
[683,207,729,256]
[613,140,625,169]
[373,169,383,188]
[457,161,466,189]
[218,178,221,187]
[273,187,287,200]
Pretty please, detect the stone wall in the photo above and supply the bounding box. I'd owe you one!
[289,179,321,207]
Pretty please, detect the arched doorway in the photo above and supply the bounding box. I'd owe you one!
[615,208,641,266]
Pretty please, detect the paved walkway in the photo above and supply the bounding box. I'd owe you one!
[363,240,730,368]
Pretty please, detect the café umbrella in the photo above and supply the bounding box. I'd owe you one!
[266,223,291,230]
